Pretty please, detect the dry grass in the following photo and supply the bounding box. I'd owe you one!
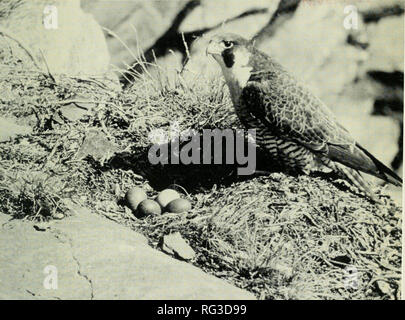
[0,44,402,300]
[0,0,22,19]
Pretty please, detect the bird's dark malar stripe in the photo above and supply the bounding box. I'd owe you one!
[222,48,235,68]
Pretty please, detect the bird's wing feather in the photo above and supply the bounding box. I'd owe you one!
[240,71,402,184]
[241,72,355,152]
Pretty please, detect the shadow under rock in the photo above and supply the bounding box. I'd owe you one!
[107,137,282,193]
[105,137,374,201]
[368,70,404,172]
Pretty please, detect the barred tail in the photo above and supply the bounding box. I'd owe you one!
[355,143,402,187]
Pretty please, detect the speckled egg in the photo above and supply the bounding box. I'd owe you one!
[125,187,147,211]
[137,199,162,217]
[165,198,192,213]
[156,189,180,209]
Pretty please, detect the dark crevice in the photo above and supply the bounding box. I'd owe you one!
[252,0,301,44]
[372,98,403,116]
[169,0,201,32]
[346,34,369,50]
[120,0,201,87]
[104,136,372,198]
[368,71,403,172]
[228,7,269,21]
[51,229,95,299]
[361,4,404,23]
[108,144,275,193]
[367,71,404,88]
[391,125,403,171]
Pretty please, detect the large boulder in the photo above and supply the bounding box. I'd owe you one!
[0,209,256,299]
[179,0,276,34]
[360,16,404,73]
[82,0,276,73]
[0,0,111,76]
[81,0,189,70]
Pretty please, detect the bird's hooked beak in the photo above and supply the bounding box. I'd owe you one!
[206,40,223,57]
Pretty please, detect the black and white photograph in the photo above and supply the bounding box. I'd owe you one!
[0,0,403,303]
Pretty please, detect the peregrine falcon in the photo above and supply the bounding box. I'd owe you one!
[206,33,402,201]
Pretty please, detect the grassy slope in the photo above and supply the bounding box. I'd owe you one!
[0,50,402,299]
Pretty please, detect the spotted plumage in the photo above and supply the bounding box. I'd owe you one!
[207,33,402,202]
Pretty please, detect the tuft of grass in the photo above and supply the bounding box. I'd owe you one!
[0,169,70,220]
[0,0,23,19]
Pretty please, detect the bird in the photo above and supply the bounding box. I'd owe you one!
[206,33,402,202]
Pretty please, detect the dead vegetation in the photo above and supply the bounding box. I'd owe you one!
[0,45,402,300]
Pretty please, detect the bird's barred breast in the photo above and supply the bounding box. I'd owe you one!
[258,129,318,171]
[234,99,320,172]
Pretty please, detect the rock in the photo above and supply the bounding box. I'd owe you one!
[160,232,196,260]
[82,0,188,70]
[33,223,50,232]
[0,210,255,299]
[360,16,404,73]
[381,154,402,207]
[0,117,32,142]
[376,280,393,297]
[75,129,119,165]
[0,0,111,76]
[52,213,65,220]
[0,218,92,299]
[179,0,276,34]
[53,104,91,124]
[84,0,274,72]
[59,104,90,122]
[53,94,97,124]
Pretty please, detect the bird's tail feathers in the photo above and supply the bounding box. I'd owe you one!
[356,143,402,187]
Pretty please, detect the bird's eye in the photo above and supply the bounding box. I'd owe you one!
[223,40,234,48]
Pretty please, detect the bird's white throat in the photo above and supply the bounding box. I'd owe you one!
[222,64,252,88]
[219,49,252,102]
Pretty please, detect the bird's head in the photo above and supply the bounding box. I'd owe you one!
[206,33,252,67]
[206,33,254,96]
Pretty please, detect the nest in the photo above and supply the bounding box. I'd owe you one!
[0,48,401,299]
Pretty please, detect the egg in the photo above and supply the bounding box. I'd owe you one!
[165,198,192,213]
[136,199,162,218]
[156,189,180,209]
[125,187,147,211]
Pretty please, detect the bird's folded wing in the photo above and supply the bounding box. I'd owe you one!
[241,78,402,185]
[241,78,355,154]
